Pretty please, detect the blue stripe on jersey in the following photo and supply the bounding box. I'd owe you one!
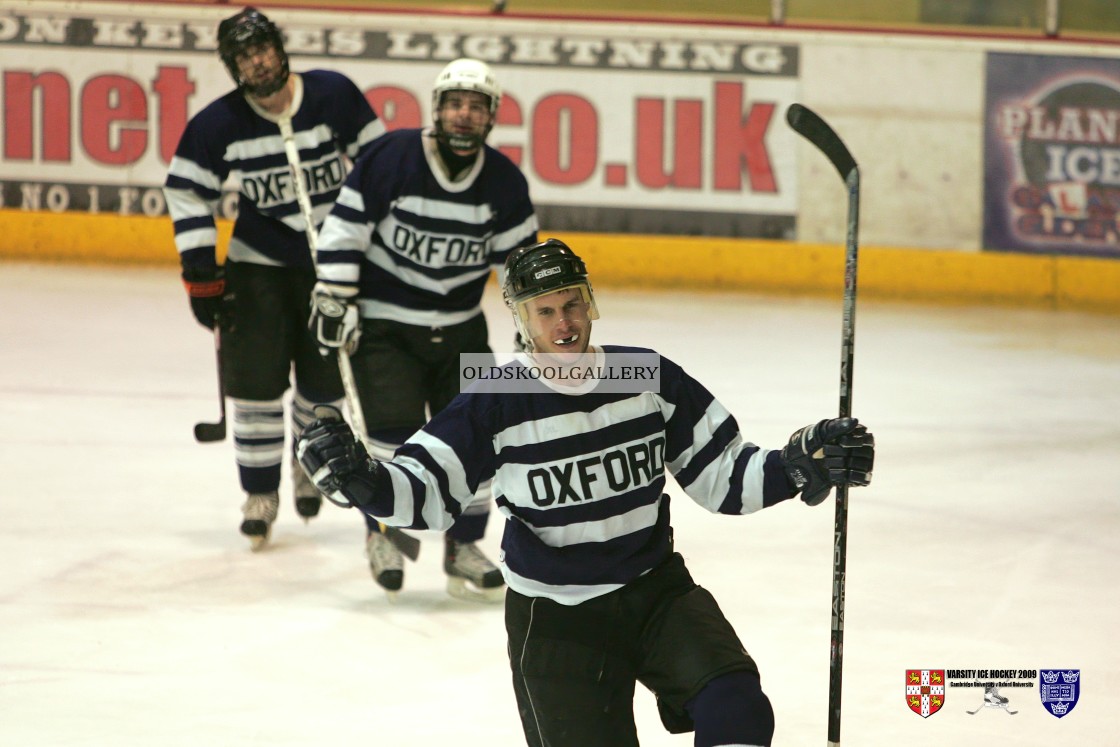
[173,215,216,234]
[500,497,673,587]
[718,441,751,515]
[232,150,289,174]
[401,441,461,528]
[497,411,665,466]
[661,378,716,465]
[384,460,431,529]
[361,263,490,313]
[494,475,664,528]
[166,174,221,200]
[330,201,365,225]
[673,414,741,489]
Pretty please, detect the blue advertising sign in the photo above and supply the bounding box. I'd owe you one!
[984,52,1120,257]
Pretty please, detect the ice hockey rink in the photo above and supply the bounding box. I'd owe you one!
[1,260,1117,746]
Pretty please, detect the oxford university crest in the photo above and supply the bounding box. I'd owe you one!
[1040,669,1080,718]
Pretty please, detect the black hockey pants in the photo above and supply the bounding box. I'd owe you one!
[505,552,761,746]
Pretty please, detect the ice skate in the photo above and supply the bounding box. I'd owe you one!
[985,687,1009,706]
[967,686,1018,715]
[366,529,404,602]
[240,491,279,551]
[444,537,505,603]
[291,454,321,522]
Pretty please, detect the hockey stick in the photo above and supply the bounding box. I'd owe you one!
[785,103,859,747]
[194,323,227,442]
[278,117,421,562]
[966,705,1018,715]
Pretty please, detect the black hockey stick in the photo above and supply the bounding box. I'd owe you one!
[786,103,859,747]
[194,323,227,442]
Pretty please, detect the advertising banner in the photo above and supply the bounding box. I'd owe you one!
[0,1,802,238]
[984,51,1120,257]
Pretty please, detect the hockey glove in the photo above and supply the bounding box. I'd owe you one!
[309,284,360,357]
[781,417,875,506]
[182,265,226,330]
[297,405,384,510]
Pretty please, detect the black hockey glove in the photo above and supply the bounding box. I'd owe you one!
[182,265,226,330]
[781,417,874,506]
[296,405,384,509]
[309,284,360,357]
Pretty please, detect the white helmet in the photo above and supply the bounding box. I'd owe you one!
[431,59,501,151]
[432,58,501,117]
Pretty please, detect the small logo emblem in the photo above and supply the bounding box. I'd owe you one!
[533,266,562,280]
[1040,669,1080,718]
[966,685,1018,715]
[905,669,946,718]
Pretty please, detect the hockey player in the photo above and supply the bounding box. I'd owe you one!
[165,7,385,550]
[297,238,876,746]
[309,58,538,600]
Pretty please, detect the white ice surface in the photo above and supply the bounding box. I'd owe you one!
[1,262,1117,746]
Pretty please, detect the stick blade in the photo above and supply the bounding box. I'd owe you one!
[787,103,858,182]
[194,421,226,443]
[383,526,422,561]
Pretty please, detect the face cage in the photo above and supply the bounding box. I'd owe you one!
[508,282,599,352]
[222,38,289,97]
[432,90,496,152]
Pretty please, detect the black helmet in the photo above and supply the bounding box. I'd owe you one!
[503,239,599,350]
[503,239,590,307]
[217,7,289,97]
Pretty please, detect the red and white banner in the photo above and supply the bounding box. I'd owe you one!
[0,1,801,237]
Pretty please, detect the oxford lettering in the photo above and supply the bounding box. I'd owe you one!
[391,227,485,266]
[527,437,666,506]
[241,157,345,209]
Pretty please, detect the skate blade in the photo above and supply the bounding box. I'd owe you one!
[446,577,505,604]
[247,532,270,552]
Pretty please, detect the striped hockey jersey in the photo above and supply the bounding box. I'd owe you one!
[164,70,384,271]
[362,346,795,605]
[315,127,539,327]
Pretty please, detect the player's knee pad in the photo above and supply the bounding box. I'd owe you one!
[687,670,774,747]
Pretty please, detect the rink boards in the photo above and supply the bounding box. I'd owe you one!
[0,208,1116,313]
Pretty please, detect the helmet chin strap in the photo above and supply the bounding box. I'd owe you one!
[513,314,536,353]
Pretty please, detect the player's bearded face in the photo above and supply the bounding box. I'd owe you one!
[235,43,285,95]
[523,287,592,356]
[437,91,493,154]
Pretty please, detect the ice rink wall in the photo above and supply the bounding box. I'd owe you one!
[1,1,1118,312]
